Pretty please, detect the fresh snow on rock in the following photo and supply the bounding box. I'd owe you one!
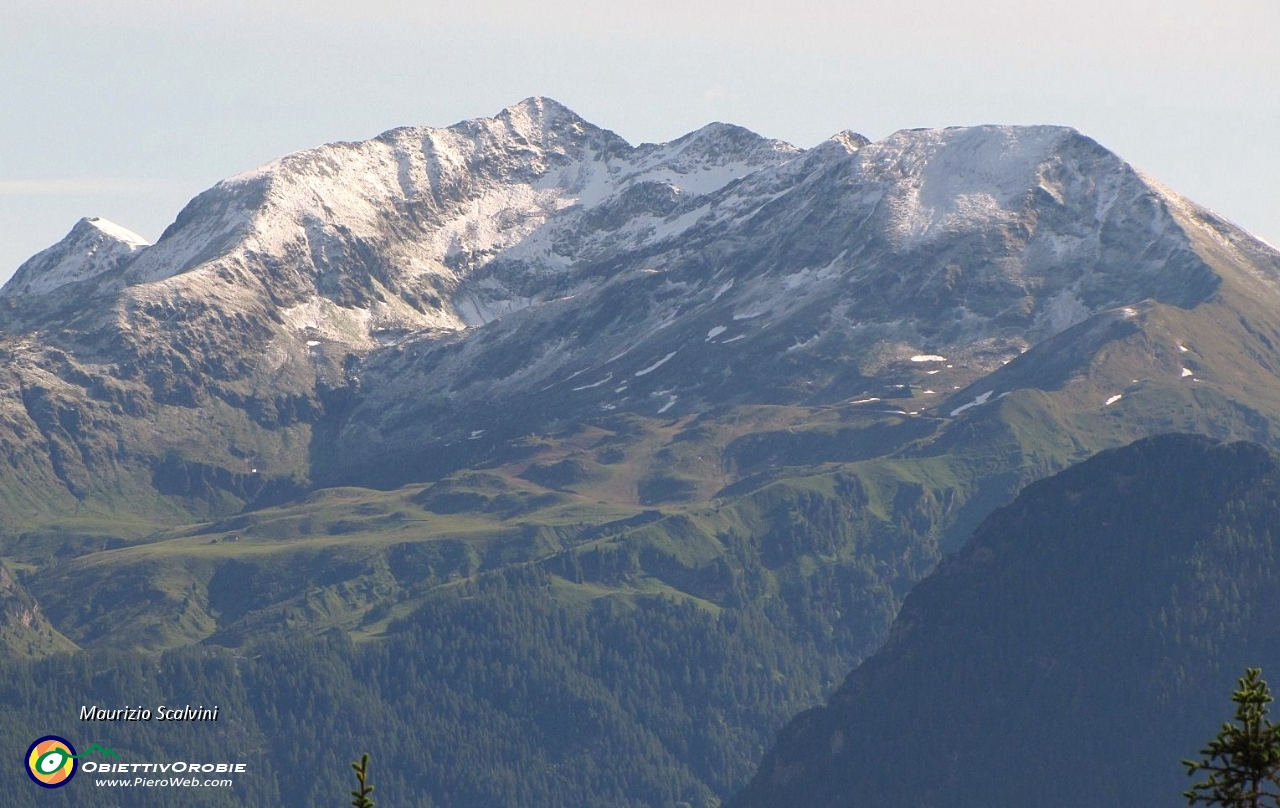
[86,217,149,246]
[866,125,1077,249]
[706,326,727,340]
[2,217,149,298]
[103,97,803,350]
[711,280,734,301]
[911,355,947,362]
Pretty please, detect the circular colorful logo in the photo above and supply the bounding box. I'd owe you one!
[26,736,77,788]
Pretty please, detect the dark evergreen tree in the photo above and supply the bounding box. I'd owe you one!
[349,754,374,808]
[1185,668,1280,807]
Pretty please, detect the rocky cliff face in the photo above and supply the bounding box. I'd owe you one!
[0,563,76,659]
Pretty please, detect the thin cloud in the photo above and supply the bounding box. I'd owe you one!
[0,178,177,196]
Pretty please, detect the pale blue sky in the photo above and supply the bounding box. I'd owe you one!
[2,0,1277,278]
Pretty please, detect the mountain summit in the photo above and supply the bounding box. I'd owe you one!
[1,216,148,299]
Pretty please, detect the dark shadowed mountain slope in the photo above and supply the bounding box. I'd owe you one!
[729,433,1280,808]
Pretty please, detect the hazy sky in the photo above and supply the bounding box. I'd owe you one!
[3,1,1277,278]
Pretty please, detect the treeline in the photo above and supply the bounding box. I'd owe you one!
[0,560,892,807]
[0,454,951,807]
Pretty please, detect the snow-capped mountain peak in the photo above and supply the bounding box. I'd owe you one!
[107,102,805,345]
[493,96,596,143]
[1,216,149,298]
[84,217,149,247]
[858,124,1087,248]
[826,130,871,153]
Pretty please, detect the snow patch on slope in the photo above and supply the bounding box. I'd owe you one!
[635,351,677,377]
[950,390,995,417]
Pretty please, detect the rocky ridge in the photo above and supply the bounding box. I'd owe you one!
[0,96,1276,526]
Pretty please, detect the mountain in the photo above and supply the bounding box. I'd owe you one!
[2,217,149,299]
[728,433,1280,808]
[3,98,1280,804]
[5,97,1277,522]
[320,120,1259,486]
[0,98,808,521]
[4,97,1276,656]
